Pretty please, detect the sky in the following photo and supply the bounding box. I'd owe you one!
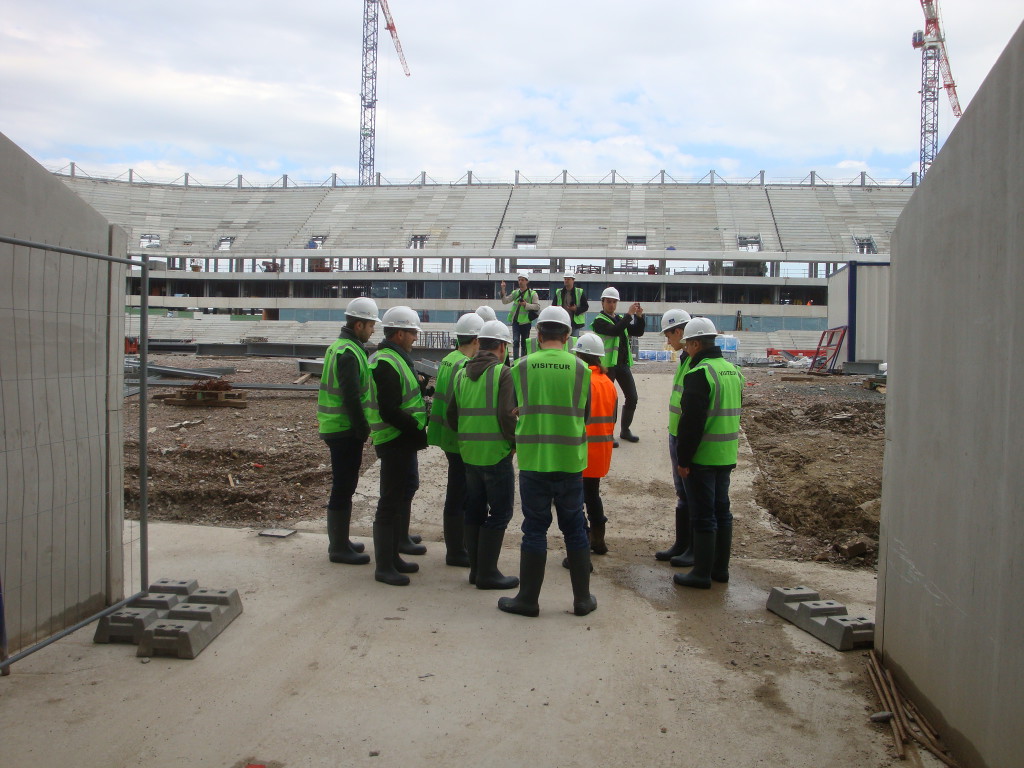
[1,1,1021,186]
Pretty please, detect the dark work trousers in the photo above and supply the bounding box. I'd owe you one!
[519,470,589,554]
[374,440,419,526]
[667,434,688,516]
[582,476,606,526]
[683,466,733,533]
[443,451,467,522]
[464,454,515,529]
[326,435,364,511]
[511,322,532,359]
[606,365,639,431]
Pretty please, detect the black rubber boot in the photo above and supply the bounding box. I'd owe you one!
[497,550,546,617]
[710,525,732,583]
[673,530,715,589]
[566,548,597,616]
[327,506,370,565]
[590,521,608,555]
[393,516,420,574]
[444,514,470,568]
[464,523,481,585]
[619,405,639,442]
[398,512,427,556]
[475,528,519,590]
[373,523,409,586]
[655,505,691,561]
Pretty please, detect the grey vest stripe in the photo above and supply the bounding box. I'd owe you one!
[668,404,682,415]
[587,434,615,443]
[456,407,495,417]
[516,434,586,447]
[317,405,345,415]
[587,415,617,424]
[572,358,585,409]
[703,432,739,442]
[520,404,586,418]
[458,433,506,442]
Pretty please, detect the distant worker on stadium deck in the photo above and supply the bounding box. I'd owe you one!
[447,319,520,591]
[591,286,646,444]
[574,333,617,556]
[367,306,432,586]
[551,272,589,338]
[499,273,540,361]
[498,306,596,618]
[656,308,696,566]
[316,296,380,566]
[427,312,484,569]
[671,317,744,590]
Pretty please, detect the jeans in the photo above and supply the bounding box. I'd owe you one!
[464,454,515,529]
[683,465,733,533]
[583,476,606,526]
[374,440,419,525]
[518,470,589,553]
[511,322,532,359]
[570,326,583,339]
[326,435,364,511]
[667,434,688,515]
[443,451,467,521]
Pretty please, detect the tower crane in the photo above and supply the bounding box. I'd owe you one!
[359,0,410,186]
[912,0,962,179]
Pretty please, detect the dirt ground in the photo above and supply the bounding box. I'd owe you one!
[124,355,885,569]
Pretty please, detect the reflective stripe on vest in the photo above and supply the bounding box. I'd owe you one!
[527,337,571,355]
[427,349,470,453]
[553,286,586,326]
[583,368,617,479]
[366,347,427,446]
[593,312,634,368]
[317,337,369,434]
[513,349,590,473]
[506,288,537,325]
[667,354,693,436]
[691,357,744,465]
[453,362,513,466]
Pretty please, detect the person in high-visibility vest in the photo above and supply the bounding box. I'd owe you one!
[499,273,540,361]
[317,296,379,566]
[671,317,745,590]
[367,306,431,587]
[498,306,597,618]
[552,272,589,337]
[656,308,696,567]
[591,286,646,444]
[574,333,617,555]
[446,320,520,591]
[427,312,484,568]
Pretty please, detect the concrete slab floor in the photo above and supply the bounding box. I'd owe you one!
[2,376,941,768]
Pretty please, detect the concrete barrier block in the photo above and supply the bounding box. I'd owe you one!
[148,578,199,596]
[93,607,160,644]
[766,586,874,652]
[794,599,848,632]
[766,586,820,623]
[129,593,182,611]
[818,615,875,651]
[137,619,213,660]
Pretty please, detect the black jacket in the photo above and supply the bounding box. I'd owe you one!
[675,347,736,470]
[323,326,370,443]
[552,286,590,328]
[372,340,429,451]
[592,311,646,368]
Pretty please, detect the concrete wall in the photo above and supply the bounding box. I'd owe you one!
[0,132,128,651]
[879,22,1024,768]
[827,262,890,363]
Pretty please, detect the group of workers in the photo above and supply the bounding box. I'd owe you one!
[316,275,744,616]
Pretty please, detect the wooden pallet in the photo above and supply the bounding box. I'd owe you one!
[162,391,248,408]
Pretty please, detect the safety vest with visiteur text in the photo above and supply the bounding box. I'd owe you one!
[690,356,744,466]
[317,337,369,435]
[583,366,617,479]
[512,349,590,473]
[366,347,427,446]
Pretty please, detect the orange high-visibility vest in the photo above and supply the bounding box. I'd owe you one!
[583,366,617,479]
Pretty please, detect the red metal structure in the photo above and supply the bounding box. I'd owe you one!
[912,0,962,179]
[809,326,848,374]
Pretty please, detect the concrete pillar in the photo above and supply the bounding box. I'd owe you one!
[611,170,617,184]
[331,173,337,188]
[759,170,765,186]
[860,171,867,186]
[70,161,76,178]
[184,173,190,187]
[514,170,520,185]
[467,171,473,185]
[128,169,134,184]
[282,174,288,188]
[237,175,243,189]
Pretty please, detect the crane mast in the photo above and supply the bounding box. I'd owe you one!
[912,0,962,179]
[359,0,410,186]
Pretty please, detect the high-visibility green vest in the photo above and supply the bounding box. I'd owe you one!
[366,347,427,446]
[512,349,590,473]
[667,353,693,437]
[317,337,369,435]
[427,348,471,453]
[526,337,571,355]
[593,312,634,368]
[690,356,744,466]
[452,362,513,467]
[506,288,537,325]
[553,286,586,326]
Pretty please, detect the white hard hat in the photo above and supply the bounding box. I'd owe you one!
[478,320,513,343]
[682,316,718,340]
[573,332,605,357]
[563,272,576,280]
[516,273,530,281]
[380,305,421,331]
[536,305,572,329]
[601,286,620,301]
[475,305,497,322]
[454,313,485,336]
[345,296,379,321]
[661,308,692,334]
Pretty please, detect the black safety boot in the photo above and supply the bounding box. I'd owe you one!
[566,548,597,616]
[475,528,519,590]
[464,523,481,585]
[619,405,639,442]
[373,523,409,586]
[656,505,691,561]
[398,512,427,556]
[497,551,546,617]
[444,514,470,568]
[710,525,732,584]
[327,505,370,565]
[590,521,608,555]
[673,530,715,589]
[393,515,420,574]
[561,555,593,571]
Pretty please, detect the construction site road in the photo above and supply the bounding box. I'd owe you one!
[0,365,934,767]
